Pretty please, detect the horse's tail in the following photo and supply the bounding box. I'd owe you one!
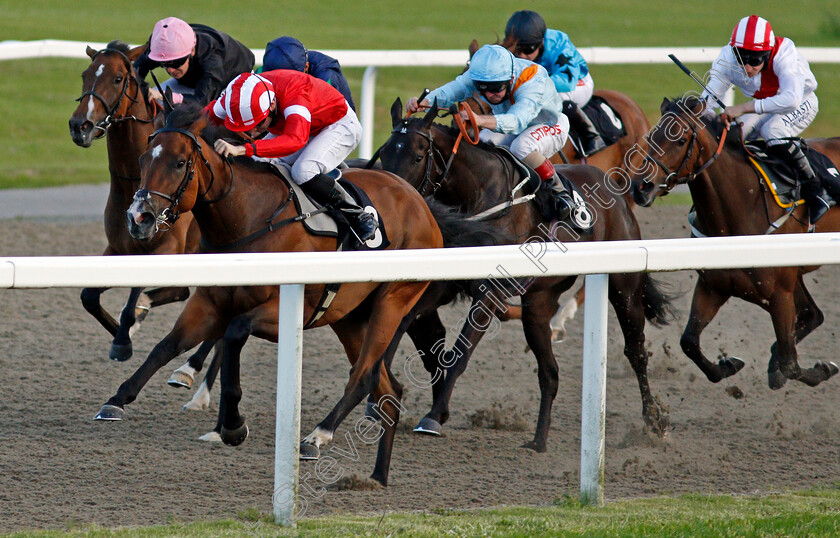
[642,275,680,327]
[425,197,512,248]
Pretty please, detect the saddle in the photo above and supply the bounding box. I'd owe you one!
[492,146,595,233]
[567,95,627,152]
[744,140,840,208]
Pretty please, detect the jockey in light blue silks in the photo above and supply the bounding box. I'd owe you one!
[505,10,606,155]
[406,44,575,221]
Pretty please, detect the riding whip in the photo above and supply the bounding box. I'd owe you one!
[668,54,728,110]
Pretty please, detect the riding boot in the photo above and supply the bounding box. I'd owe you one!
[523,152,574,221]
[300,173,379,242]
[771,141,835,224]
[564,101,607,156]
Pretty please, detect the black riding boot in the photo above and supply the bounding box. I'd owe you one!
[564,101,606,156]
[301,173,378,242]
[771,142,835,224]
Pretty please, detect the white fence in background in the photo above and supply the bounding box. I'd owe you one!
[5,40,840,158]
[4,233,840,524]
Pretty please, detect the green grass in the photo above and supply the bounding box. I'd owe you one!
[6,487,840,537]
[2,0,839,188]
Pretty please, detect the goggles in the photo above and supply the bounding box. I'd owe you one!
[734,49,770,67]
[159,55,190,69]
[516,42,541,56]
[473,79,508,94]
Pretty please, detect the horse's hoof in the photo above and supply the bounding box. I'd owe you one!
[299,442,320,460]
[198,431,222,442]
[413,417,442,436]
[768,369,787,390]
[167,370,194,389]
[364,401,380,421]
[817,361,839,379]
[521,439,547,453]
[108,342,133,362]
[551,327,567,343]
[94,404,125,421]
[220,423,249,446]
[719,357,745,378]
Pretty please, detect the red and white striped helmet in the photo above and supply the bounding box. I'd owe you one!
[730,15,775,51]
[214,73,276,132]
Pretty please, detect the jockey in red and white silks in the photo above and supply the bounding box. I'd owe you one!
[701,17,818,143]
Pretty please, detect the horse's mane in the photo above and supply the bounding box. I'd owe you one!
[664,95,746,154]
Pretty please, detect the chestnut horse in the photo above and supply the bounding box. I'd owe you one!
[69,41,207,361]
[631,96,840,388]
[377,100,676,448]
[94,103,500,486]
[466,39,654,342]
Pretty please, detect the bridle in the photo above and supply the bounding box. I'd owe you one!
[642,114,730,194]
[389,120,447,196]
[134,127,229,231]
[75,48,153,139]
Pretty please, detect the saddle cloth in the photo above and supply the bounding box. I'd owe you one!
[568,95,628,152]
[492,146,595,232]
[744,141,840,208]
[262,160,390,251]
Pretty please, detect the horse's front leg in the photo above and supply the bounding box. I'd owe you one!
[770,287,839,387]
[108,287,147,361]
[550,284,585,343]
[415,294,499,436]
[680,276,743,382]
[94,295,226,421]
[80,286,119,337]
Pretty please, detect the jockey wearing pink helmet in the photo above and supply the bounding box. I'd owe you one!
[133,17,254,107]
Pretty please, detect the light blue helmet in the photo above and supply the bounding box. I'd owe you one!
[468,44,515,84]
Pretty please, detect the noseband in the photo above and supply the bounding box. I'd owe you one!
[134,127,221,230]
[75,48,151,138]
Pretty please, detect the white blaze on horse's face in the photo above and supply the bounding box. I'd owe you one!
[86,96,96,121]
[151,144,163,161]
[95,64,104,78]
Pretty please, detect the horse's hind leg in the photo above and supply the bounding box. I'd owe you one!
[108,287,146,361]
[144,286,191,307]
[680,277,743,382]
[217,317,253,447]
[610,273,669,436]
[769,277,826,389]
[521,289,562,453]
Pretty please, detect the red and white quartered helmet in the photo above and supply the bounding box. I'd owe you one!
[148,17,196,62]
[730,15,775,51]
[214,73,276,132]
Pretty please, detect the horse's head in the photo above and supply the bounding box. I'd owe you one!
[69,42,148,147]
[630,96,718,207]
[127,103,213,240]
[379,98,444,195]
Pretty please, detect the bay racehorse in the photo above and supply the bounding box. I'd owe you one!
[464,39,654,342]
[95,102,502,486]
[631,96,840,388]
[69,41,211,363]
[376,100,676,448]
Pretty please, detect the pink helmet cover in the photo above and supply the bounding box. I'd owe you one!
[148,17,196,62]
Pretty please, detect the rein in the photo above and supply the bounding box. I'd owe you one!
[643,120,730,193]
[75,48,154,138]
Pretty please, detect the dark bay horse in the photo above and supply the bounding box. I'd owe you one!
[69,41,205,361]
[377,100,676,449]
[631,96,840,388]
[95,103,498,486]
[465,39,654,342]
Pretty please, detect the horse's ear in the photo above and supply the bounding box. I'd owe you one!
[390,97,403,127]
[127,43,147,62]
[422,99,438,128]
[86,46,97,60]
[660,97,671,114]
[163,87,174,115]
[468,39,479,58]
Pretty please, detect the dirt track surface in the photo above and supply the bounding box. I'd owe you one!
[1,206,839,532]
